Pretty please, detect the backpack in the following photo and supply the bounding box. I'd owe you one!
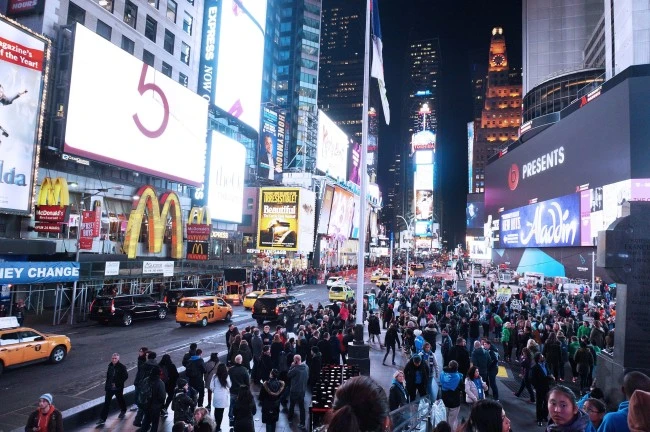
[137,378,153,406]
[185,360,200,379]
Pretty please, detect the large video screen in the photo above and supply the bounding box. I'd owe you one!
[414,164,433,190]
[213,0,267,132]
[258,107,284,180]
[65,24,208,186]
[415,190,433,220]
[317,184,334,234]
[297,189,315,252]
[348,141,361,185]
[327,186,354,238]
[317,110,348,180]
[0,17,47,214]
[466,193,485,231]
[484,79,633,219]
[258,188,299,251]
[207,132,246,222]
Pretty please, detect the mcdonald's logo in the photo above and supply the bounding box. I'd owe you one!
[187,242,209,261]
[186,206,211,242]
[123,185,183,259]
[35,177,70,223]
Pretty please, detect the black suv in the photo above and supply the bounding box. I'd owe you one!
[89,295,168,326]
[164,288,210,311]
[252,294,304,326]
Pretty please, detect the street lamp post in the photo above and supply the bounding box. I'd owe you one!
[396,215,414,285]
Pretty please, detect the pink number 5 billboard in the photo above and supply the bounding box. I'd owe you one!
[64,24,208,186]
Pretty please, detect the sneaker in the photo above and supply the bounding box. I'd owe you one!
[118,412,126,419]
[392,361,396,365]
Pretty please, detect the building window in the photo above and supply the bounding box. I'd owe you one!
[182,11,193,35]
[96,20,112,40]
[97,0,114,13]
[143,49,155,67]
[148,0,158,8]
[123,0,137,28]
[166,0,177,22]
[67,2,85,25]
[180,42,190,65]
[145,16,157,41]
[164,29,175,54]
[178,72,188,87]
[121,36,135,54]
[162,62,172,77]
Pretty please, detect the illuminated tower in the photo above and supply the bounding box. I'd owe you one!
[471,27,522,193]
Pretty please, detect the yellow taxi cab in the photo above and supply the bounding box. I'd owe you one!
[243,291,268,309]
[176,296,233,327]
[415,262,425,270]
[370,270,384,283]
[376,276,390,287]
[328,284,355,302]
[0,316,71,375]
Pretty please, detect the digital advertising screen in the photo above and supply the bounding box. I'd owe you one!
[213,0,267,132]
[499,193,581,248]
[0,16,47,214]
[257,188,299,251]
[327,186,354,238]
[348,141,361,185]
[317,184,334,234]
[207,132,246,222]
[258,107,284,180]
[415,150,433,165]
[411,130,435,152]
[484,79,633,219]
[297,188,315,252]
[466,193,485,231]
[415,190,433,221]
[414,164,433,190]
[317,110,348,180]
[65,24,208,186]
[415,220,432,237]
[467,121,474,192]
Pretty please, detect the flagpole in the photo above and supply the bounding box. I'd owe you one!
[355,0,371,328]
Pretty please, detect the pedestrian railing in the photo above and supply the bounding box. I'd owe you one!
[389,396,433,432]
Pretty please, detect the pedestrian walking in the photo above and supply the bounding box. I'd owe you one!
[382,322,400,365]
[227,354,250,423]
[209,363,230,432]
[159,354,179,414]
[97,353,128,425]
[404,354,429,401]
[25,393,63,432]
[531,353,552,427]
[139,366,166,432]
[287,354,309,429]
[203,353,219,407]
[259,369,285,432]
[134,351,158,427]
[185,349,206,406]
[514,347,536,403]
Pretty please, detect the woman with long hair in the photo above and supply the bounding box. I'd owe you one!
[158,354,179,413]
[465,366,488,405]
[209,363,230,432]
[259,369,285,432]
[458,399,511,432]
[232,385,256,432]
[321,376,390,432]
[543,332,562,380]
[229,334,242,365]
[192,407,216,432]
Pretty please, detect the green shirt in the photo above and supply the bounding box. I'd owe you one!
[501,327,511,343]
[568,341,580,358]
[577,325,591,340]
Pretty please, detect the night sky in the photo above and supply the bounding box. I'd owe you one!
[376,0,522,246]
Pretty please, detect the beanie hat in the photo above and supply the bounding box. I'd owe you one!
[40,393,53,404]
[177,378,188,388]
[628,390,650,432]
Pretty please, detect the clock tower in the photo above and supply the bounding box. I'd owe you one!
[470,28,522,194]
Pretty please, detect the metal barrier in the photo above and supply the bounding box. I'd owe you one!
[389,396,433,432]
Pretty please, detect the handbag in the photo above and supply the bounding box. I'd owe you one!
[431,399,447,426]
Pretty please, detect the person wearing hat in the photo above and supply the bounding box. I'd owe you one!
[404,354,430,402]
[25,393,63,432]
[172,378,197,425]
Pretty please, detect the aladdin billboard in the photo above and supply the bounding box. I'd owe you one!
[65,24,208,186]
[258,188,299,251]
[499,193,580,249]
[0,16,47,214]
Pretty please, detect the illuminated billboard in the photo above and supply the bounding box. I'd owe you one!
[467,122,474,193]
[207,132,246,222]
[499,193,580,248]
[205,0,267,132]
[411,130,436,152]
[317,184,334,234]
[415,220,432,237]
[415,190,433,220]
[0,16,47,214]
[414,164,433,190]
[466,193,485,232]
[258,107,285,180]
[348,141,361,185]
[317,110,348,180]
[298,189,315,252]
[258,188,299,251]
[327,186,354,238]
[65,24,208,186]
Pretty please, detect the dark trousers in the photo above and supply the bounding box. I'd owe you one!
[535,390,548,423]
[100,388,126,421]
[515,375,535,401]
[266,423,277,432]
[383,344,397,363]
[214,407,224,430]
[487,372,499,399]
[288,393,305,426]
[407,383,428,401]
[164,388,174,410]
[504,342,513,361]
[141,404,162,432]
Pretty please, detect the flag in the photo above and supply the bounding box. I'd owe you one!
[371,0,390,125]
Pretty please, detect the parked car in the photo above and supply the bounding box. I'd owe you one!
[89,294,168,326]
[164,288,210,311]
[252,294,304,326]
[328,285,355,302]
[176,296,232,327]
[0,316,71,375]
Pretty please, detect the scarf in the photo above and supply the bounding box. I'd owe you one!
[37,405,55,432]
[546,409,591,431]
[391,379,408,400]
[539,362,548,376]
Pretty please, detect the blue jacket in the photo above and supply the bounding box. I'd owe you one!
[597,401,629,432]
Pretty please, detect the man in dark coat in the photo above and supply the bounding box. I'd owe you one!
[134,351,158,427]
[97,352,129,425]
[447,337,470,378]
[317,332,333,365]
[140,366,166,432]
[185,349,206,406]
[309,346,322,389]
[228,354,250,421]
[404,354,430,401]
[259,369,285,428]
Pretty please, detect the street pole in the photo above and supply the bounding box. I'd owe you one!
[591,251,596,297]
[397,215,412,286]
[389,232,393,285]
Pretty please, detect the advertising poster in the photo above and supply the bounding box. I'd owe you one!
[79,210,96,250]
[327,187,354,238]
[317,184,334,234]
[258,188,299,251]
[411,130,436,152]
[207,132,246,223]
[298,189,315,252]
[187,241,209,260]
[500,193,580,248]
[65,24,208,186]
[0,17,47,214]
[414,164,433,190]
[415,220,432,237]
[466,193,485,232]
[258,106,283,180]
[415,190,433,220]
[467,121,474,192]
[316,110,348,180]
[347,141,361,185]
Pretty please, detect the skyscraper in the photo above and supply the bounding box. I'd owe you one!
[404,39,440,135]
[471,28,522,194]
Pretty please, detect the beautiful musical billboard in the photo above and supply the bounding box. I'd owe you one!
[317,110,348,180]
[65,24,208,186]
[327,186,354,238]
[499,193,580,248]
[257,188,299,251]
[0,16,47,214]
[207,132,246,223]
